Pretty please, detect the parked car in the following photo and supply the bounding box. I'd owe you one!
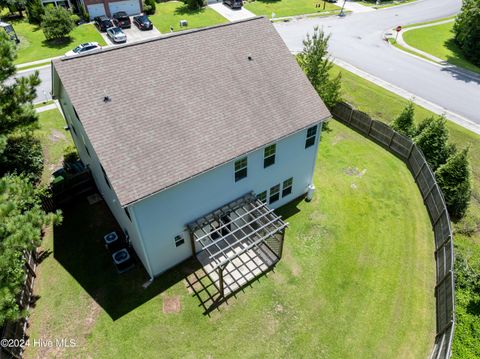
[94,16,114,32]
[107,27,127,43]
[65,42,101,56]
[112,11,131,29]
[223,0,242,9]
[132,14,153,31]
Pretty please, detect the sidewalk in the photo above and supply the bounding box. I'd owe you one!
[333,58,480,135]
[341,0,375,13]
[396,19,454,63]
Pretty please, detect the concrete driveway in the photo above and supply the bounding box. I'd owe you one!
[208,2,256,21]
[101,21,161,46]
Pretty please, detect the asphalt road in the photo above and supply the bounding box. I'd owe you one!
[275,0,480,125]
[24,0,480,128]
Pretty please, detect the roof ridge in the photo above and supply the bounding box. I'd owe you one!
[57,16,266,63]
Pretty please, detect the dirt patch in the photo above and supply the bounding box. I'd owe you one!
[163,295,181,313]
[344,167,367,177]
[84,297,102,331]
[332,133,347,145]
[48,129,67,143]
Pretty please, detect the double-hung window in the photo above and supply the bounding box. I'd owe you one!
[305,125,318,148]
[235,157,248,182]
[264,144,276,168]
[269,184,280,204]
[282,178,293,197]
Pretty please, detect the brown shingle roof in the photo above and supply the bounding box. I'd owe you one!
[53,17,330,206]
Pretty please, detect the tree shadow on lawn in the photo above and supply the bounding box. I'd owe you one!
[174,4,207,16]
[42,37,74,49]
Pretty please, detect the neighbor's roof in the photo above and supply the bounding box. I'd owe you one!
[52,17,330,206]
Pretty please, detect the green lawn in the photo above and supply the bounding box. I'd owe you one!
[402,21,480,74]
[36,109,73,184]
[25,106,435,357]
[244,0,340,18]
[11,21,106,65]
[149,1,228,33]
[332,64,480,357]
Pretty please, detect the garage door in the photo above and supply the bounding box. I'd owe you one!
[87,3,106,18]
[108,0,141,16]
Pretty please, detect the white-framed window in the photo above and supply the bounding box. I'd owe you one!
[282,177,293,197]
[269,184,280,204]
[264,144,276,168]
[175,234,185,247]
[257,191,267,203]
[235,157,248,182]
[305,125,318,148]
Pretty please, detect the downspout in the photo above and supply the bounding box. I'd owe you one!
[306,121,324,201]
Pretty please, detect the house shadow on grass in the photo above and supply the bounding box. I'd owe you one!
[53,194,304,320]
[53,198,195,321]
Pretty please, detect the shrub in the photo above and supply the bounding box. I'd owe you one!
[144,0,156,14]
[435,148,472,220]
[414,116,456,171]
[0,133,43,183]
[184,0,204,9]
[63,145,79,166]
[25,0,44,24]
[41,6,75,41]
[391,101,415,137]
[70,13,81,24]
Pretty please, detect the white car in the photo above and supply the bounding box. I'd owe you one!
[65,42,101,57]
[107,27,127,44]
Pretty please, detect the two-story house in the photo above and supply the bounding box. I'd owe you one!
[51,17,330,296]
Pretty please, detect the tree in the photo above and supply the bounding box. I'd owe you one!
[0,175,60,325]
[26,0,44,24]
[144,0,156,14]
[435,148,472,220]
[453,0,480,67]
[41,6,75,41]
[0,0,26,16]
[297,27,342,110]
[391,101,415,137]
[0,31,40,154]
[184,0,203,10]
[414,116,456,171]
[0,133,44,182]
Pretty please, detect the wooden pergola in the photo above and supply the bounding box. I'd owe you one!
[188,193,287,298]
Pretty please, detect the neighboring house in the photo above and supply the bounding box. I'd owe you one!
[51,18,330,294]
[41,0,142,18]
[79,0,142,18]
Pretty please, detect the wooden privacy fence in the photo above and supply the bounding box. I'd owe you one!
[331,102,455,359]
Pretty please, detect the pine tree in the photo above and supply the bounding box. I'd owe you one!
[414,116,455,171]
[0,31,40,149]
[391,101,415,137]
[0,175,61,325]
[297,27,342,110]
[435,148,472,220]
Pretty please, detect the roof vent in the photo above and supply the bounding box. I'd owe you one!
[103,95,111,103]
[247,55,253,61]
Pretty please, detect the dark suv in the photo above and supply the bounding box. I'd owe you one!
[112,11,131,29]
[94,16,113,32]
[223,0,242,9]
